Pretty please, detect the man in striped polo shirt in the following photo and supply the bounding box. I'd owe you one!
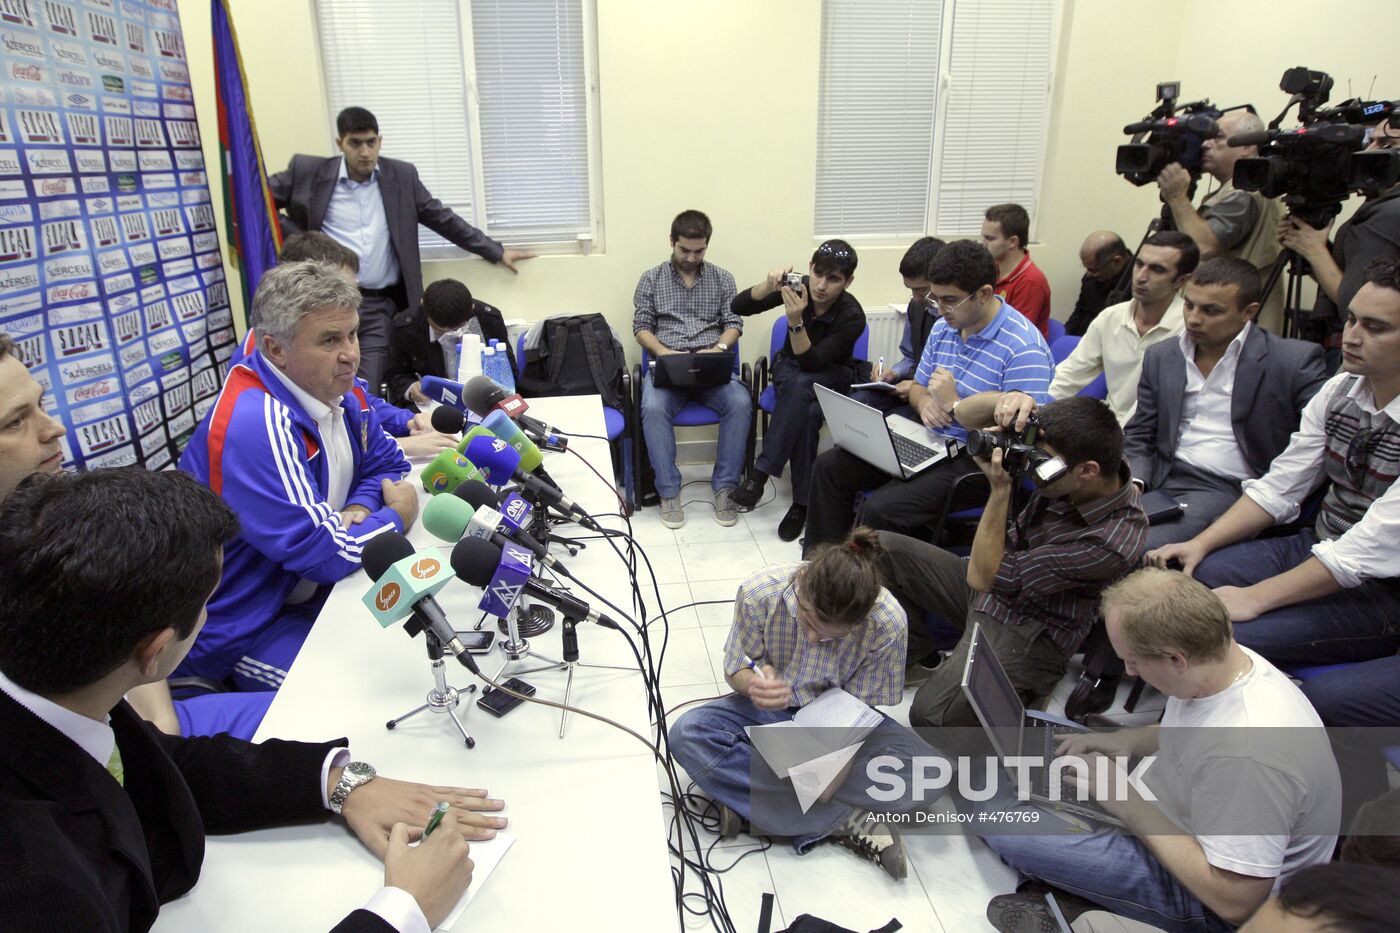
[1147,255,1400,667]
[803,239,1055,555]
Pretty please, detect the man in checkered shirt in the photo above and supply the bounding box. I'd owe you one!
[669,529,935,880]
[633,210,752,530]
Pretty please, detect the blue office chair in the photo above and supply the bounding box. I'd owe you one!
[1047,318,1066,344]
[517,331,636,513]
[632,344,750,503]
[1049,334,1080,364]
[750,318,870,468]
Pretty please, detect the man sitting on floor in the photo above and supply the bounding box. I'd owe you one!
[975,569,1340,933]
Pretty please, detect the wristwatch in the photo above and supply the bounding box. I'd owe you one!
[789,322,806,333]
[329,760,377,815]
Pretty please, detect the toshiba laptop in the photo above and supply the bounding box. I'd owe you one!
[960,624,1124,826]
[651,351,735,389]
[814,383,954,480]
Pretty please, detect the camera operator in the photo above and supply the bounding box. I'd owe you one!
[874,396,1147,729]
[1279,117,1400,366]
[1157,110,1286,331]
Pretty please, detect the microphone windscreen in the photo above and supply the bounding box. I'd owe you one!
[482,410,543,472]
[1227,130,1270,148]
[461,375,507,417]
[431,405,466,435]
[420,376,467,410]
[453,479,499,511]
[362,531,416,580]
[422,494,475,543]
[450,535,505,587]
[463,435,523,484]
[421,450,481,495]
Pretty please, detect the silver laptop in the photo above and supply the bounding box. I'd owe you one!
[1044,892,1074,932]
[960,623,1124,826]
[815,383,954,479]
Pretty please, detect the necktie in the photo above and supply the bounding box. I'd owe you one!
[106,743,124,787]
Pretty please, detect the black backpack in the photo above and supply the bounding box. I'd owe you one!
[517,313,627,411]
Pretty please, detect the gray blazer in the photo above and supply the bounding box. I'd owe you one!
[267,154,503,310]
[1123,325,1330,489]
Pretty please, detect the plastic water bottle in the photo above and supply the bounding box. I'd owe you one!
[459,333,483,383]
[487,339,516,393]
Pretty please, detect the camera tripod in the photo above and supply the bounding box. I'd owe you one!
[385,629,478,749]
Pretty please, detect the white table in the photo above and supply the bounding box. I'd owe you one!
[155,396,678,932]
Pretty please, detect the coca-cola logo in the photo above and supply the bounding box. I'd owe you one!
[40,179,73,195]
[11,63,43,82]
[51,282,93,301]
[71,381,113,402]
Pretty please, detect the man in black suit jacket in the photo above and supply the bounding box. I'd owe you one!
[268,106,535,393]
[384,278,517,409]
[1124,258,1330,548]
[0,469,508,932]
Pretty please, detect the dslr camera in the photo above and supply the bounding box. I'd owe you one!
[1116,81,1223,186]
[965,416,1069,487]
[783,272,806,291]
[1233,67,1400,229]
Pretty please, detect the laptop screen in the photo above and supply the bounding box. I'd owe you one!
[961,624,1028,759]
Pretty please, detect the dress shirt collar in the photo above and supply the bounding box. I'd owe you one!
[0,667,114,768]
[668,258,708,284]
[1178,320,1252,364]
[1119,295,1184,336]
[265,359,343,426]
[1044,459,1138,525]
[337,157,379,186]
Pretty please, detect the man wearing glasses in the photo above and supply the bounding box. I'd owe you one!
[1146,255,1400,668]
[269,106,536,393]
[802,240,1054,555]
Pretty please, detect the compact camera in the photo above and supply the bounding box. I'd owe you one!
[783,272,806,291]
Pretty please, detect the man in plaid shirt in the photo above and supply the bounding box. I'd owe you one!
[877,395,1148,730]
[633,210,752,529]
[669,530,935,880]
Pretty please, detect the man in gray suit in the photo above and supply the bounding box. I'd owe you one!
[1125,257,1330,549]
[268,106,536,392]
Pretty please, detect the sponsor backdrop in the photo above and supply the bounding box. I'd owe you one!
[0,0,235,471]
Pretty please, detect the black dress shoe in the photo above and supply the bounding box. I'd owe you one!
[731,473,767,509]
[778,504,807,542]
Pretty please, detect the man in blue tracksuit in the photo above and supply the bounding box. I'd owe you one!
[180,261,419,690]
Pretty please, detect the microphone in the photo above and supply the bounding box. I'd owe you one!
[451,537,619,629]
[420,489,568,576]
[458,480,534,534]
[1226,130,1272,148]
[431,405,466,435]
[421,449,484,495]
[482,409,545,472]
[454,424,498,460]
[420,375,469,412]
[461,435,600,530]
[461,375,566,448]
[361,533,479,673]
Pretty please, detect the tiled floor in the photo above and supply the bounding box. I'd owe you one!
[590,462,1162,933]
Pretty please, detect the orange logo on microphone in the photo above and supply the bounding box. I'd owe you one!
[375,581,401,612]
[410,557,441,579]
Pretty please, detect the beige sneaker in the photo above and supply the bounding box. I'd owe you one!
[713,489,738,527]
[660,497,685,529]
[832,811,907,880]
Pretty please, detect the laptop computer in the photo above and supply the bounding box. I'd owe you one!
[960,623,1124,826]
[651,351,735,389]
[1044,892,1074,933]
[814,383,955,480]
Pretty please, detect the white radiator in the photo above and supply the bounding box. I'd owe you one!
[863,304,907,366]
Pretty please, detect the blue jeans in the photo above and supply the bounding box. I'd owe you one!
[756,356,853,505]
[1193,531,1400,665]
[640,373,752,499]
[961,786,1232,933]
[669,694,935,853]
[1300,656,1400,827]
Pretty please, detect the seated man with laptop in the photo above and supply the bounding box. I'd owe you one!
[803,239,1055,556]
[874,396,1147,727]
[971,569,1340,933]
[634,209,750,529]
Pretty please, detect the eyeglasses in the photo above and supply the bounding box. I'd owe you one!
[925,291,975,313]
[1345,428,1376,479]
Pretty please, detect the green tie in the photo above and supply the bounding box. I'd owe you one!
[106,744,124,787]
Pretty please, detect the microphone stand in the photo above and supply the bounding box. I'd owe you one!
[489,596,635,740]
[385,629,477,749]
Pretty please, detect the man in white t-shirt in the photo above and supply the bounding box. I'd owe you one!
[975,569,1340,933]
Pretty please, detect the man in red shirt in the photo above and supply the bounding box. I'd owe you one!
[982,203,1053,335]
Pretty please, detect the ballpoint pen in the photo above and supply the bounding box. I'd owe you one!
[742,655,767,680]
[422,801,450,839]
[875,356,885,380]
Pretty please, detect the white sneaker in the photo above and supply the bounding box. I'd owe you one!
[660,497,685,529]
